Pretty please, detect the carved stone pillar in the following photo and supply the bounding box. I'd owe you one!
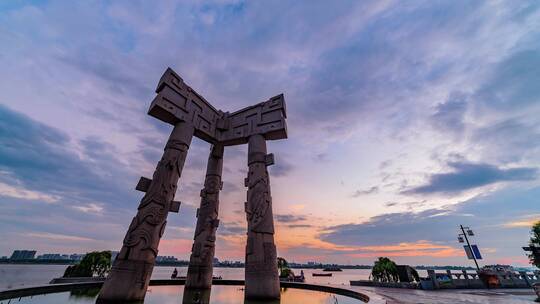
[244,134,280,299]
[97,122,194,303]
[185,144,224,289]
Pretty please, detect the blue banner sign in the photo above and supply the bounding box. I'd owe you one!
[463,245,482,260]
[471,245,482,260]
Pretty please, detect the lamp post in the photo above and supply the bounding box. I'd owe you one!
[458,225,480,271]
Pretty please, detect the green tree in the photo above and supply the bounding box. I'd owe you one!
[528,221,540,268]
[277,257,292,278]
[370,257,399,283]
[63,251,111,277]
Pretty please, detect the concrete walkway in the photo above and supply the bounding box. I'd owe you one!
[350,286,538,303]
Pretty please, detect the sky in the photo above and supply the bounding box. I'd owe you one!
[0,0,539,267]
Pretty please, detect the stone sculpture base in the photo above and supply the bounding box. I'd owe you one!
[96,259,154,303]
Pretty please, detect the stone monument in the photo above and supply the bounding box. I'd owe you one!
[97,68,287,302]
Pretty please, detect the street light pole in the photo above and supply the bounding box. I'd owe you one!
[460,224,480,271]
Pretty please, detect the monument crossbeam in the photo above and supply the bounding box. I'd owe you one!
[149,68,287,146]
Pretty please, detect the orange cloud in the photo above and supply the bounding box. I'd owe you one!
[347,241,462,258]
[276,226,462,259]
[493,256,530,265]
[157,222,463,261]
[275,226,357,252]
[290,204,306,211]
[216,234,247,258]
[503,214,540,228]
[274,219,462,258]
[158,238,193,256]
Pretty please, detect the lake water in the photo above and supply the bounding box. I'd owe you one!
[0,265,377,291]
[0,265,370,304]
[0,284,361,304]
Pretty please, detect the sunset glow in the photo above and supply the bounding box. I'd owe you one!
[1,1,539,267]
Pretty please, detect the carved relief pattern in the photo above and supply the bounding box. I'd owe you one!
[244,136,280,299]
[245,163,274,234]
[188,147,223,272]
[122,140,189,258]
[191,174,221,264]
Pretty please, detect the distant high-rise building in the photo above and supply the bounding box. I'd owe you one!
[10,250,36,260]
[156,255,178,263]
[37,253,72,260]
[69,254,85,261]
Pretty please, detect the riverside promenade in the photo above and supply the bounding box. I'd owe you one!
[351,285,538,303]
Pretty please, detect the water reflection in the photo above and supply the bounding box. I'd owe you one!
[182,287,281,304]
[243,298,280,304]
[69,287,100,299]
[0,285,358,304]
[182,288,211,304]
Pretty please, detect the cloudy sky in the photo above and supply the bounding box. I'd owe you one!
[1,0,539,266]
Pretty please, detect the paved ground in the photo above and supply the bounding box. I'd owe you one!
[350,286,539,303]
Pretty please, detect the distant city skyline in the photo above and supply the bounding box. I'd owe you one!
[2,248,496,270]
[1,1,539,267]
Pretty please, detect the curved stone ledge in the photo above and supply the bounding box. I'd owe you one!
[0,282,103,300]
[0,279,383,303]
[49,277,107,284]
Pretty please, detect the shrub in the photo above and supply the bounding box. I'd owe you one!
[277,257,293,278]
[370,257,399,283]
[529,221,540,268]
[63,251,111,277]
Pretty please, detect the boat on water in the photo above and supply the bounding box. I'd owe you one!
[312,273,332,277]
[323,266,342,272]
